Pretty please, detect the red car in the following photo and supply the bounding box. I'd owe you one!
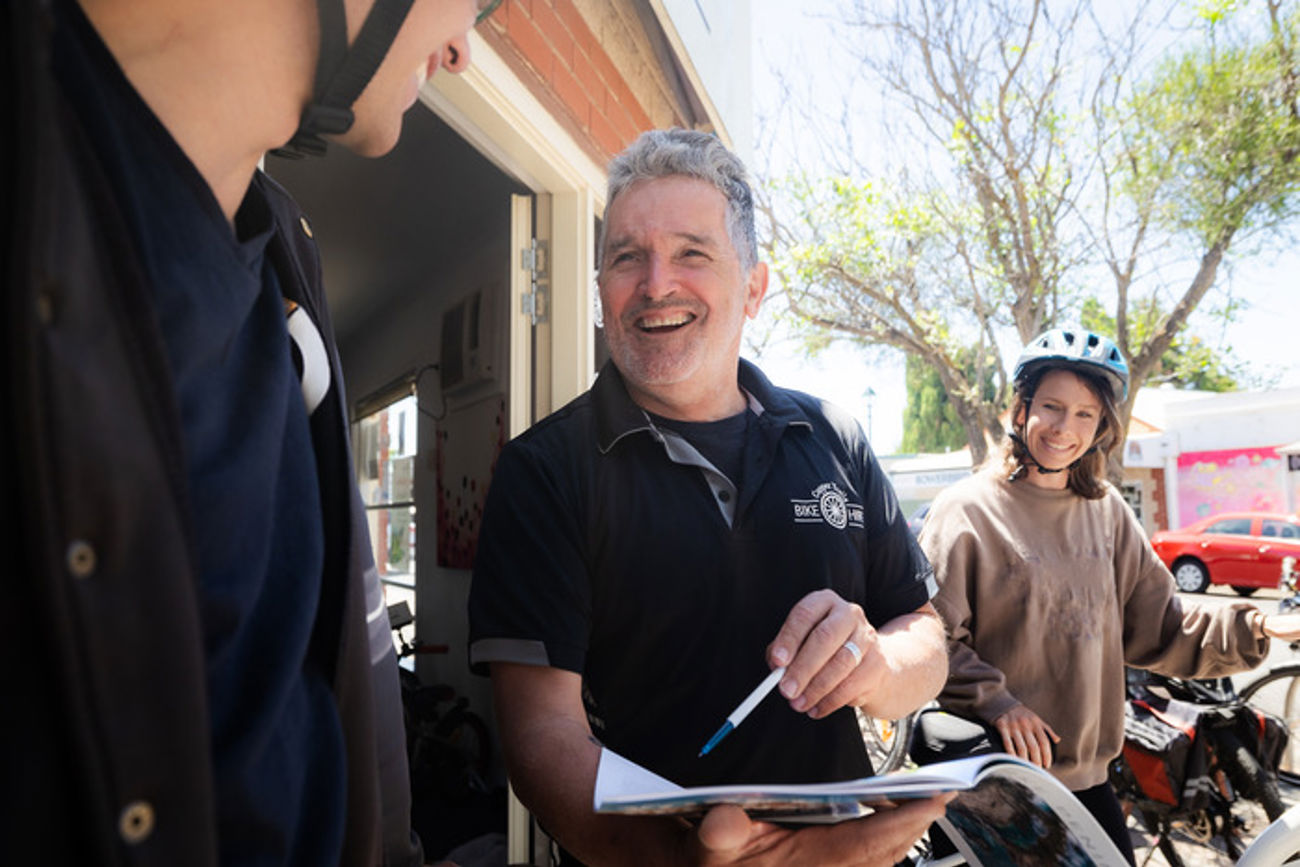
[1150,511,1300,595]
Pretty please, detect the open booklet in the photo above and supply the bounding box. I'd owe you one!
[594,748,1128,867]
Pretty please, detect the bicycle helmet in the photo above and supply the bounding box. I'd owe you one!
[1013,326,1130,402]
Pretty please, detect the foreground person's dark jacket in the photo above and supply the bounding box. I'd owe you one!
[2,1,420,863]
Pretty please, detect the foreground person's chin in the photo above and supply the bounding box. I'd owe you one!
[331,123,401,159]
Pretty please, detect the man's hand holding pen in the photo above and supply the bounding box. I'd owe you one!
[766,588,889,720]
[768,590,948,725]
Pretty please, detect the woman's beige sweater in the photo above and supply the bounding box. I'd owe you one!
[921,470,1269,790]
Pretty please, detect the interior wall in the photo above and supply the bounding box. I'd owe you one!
[339,235,511,734]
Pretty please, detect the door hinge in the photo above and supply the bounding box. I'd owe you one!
[521,239,550,325]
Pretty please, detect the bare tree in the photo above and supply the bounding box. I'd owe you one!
[759,0,1300,466]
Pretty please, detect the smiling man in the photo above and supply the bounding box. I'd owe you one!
[468,129,951,866]
[5,1,497,865]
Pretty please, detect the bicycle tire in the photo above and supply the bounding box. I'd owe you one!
[1218,730,1287,822]
[1240,664,1300,786]
[857,709,914,774]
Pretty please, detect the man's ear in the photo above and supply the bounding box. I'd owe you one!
[744,262,769,319]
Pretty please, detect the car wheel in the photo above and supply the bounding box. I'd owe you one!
[1233,586,1258,597]
[1172,558,1210,593]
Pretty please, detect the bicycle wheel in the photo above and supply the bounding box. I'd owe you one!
[857,709,914,774]
[1219,730,1287,822]
[1241,665,1300,786]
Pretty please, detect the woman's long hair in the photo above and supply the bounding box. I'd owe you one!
[998,364,1123,500]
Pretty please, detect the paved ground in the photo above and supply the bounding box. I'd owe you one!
[1127,585,1299,866]
[1126,781,1296,866]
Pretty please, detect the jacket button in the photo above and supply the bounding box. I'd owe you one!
[36,287,56,326]
[66,540,96,579]
[299,215,313,238]
[119,801,155,844]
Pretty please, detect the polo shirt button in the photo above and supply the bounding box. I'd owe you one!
[299,215,314,238]
[66,540,96,579]
[119,801,155,844]
[717,489,731,503]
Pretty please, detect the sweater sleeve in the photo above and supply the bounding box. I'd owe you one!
[921,490,1023,724]
[1115,493,1269,677]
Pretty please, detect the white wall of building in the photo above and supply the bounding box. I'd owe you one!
[655,0,754,162]
[1134,386,1300,453]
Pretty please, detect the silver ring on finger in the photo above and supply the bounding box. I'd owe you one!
[842,639,863,665]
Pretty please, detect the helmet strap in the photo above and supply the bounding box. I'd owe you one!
[272,0,416,158]
[1007,431,1094,481]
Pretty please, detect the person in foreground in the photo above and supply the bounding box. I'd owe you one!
[918,326,1300,864]
[468,128,952,866]
[4,0,497,864]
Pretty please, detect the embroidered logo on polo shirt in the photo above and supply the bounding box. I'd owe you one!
[791,482,864,530]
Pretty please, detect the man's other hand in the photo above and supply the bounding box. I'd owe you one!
[693,794,955,866]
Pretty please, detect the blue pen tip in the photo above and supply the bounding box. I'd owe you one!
[699,721,733,757]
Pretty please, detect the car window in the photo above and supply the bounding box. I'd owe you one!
[1263,520,1300,539]
[1205,518,1252,535]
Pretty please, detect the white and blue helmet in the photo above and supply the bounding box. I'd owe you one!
[1013,327,1130,402]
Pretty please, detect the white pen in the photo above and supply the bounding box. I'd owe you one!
[698,666,787,757]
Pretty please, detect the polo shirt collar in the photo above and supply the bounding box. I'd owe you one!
[593,358,812,454]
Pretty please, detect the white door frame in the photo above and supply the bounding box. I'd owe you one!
[420,33,607,864]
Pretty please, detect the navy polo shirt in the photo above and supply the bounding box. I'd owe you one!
[469,360,936,788]
[54,3,345,863]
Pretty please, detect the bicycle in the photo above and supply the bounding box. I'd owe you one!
[387,601,493,803]
[1112,669,1288,867]
[1241,556,1300,786]
[858,708,915,775]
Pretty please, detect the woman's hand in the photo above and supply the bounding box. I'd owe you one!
[1261,612,1300,642]
[993,705,1060,770]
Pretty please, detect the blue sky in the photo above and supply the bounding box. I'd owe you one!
[746,0,1299,455]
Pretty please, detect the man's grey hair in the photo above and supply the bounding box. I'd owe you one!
[600,128,758,272]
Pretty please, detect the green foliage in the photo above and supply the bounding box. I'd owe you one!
[1124,6,1300,247]
[900,350,998,453]
[1079,298,1239,391]
[1194,0,1247,25]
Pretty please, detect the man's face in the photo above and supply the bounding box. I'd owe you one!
[335,0,478,156]
[597,175,767,417]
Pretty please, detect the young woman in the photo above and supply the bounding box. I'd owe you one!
[919,327,1300,863]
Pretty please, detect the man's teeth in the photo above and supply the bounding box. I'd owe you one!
[638,312,694,330]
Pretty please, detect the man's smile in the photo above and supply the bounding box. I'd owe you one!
[635,310,697,333]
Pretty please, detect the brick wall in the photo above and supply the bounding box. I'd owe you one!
[479,0,688,166]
